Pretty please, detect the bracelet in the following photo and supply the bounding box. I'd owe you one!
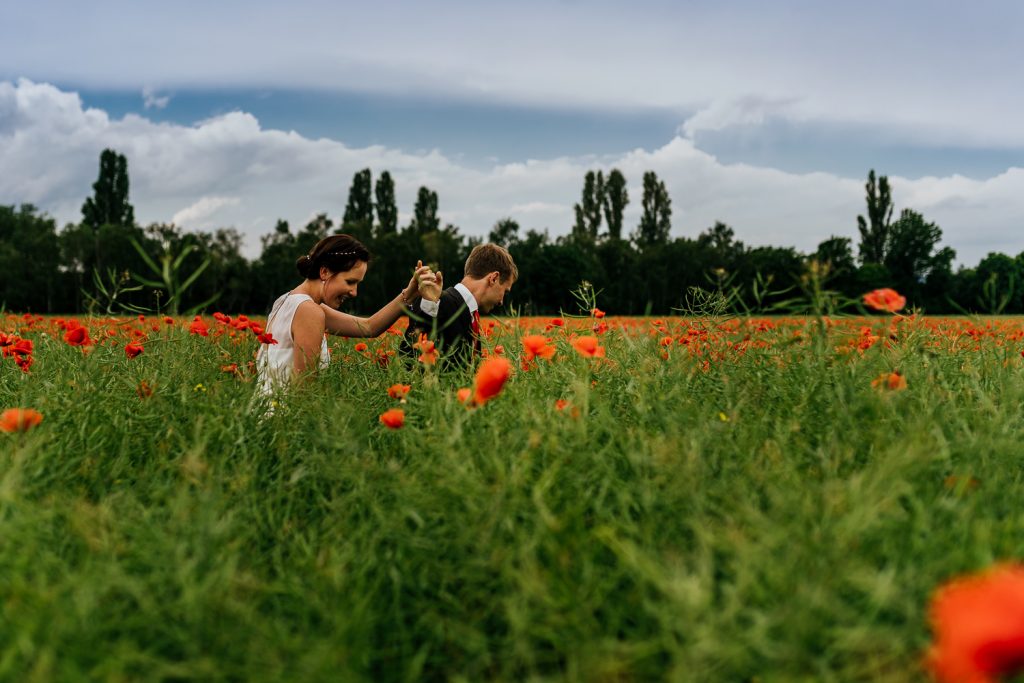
[399,290,417,306]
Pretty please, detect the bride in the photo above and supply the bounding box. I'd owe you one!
[256,233,438,395]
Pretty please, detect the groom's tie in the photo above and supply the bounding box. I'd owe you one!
[471,310,481,355]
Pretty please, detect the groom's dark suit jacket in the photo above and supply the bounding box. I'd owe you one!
[401,287,478,366]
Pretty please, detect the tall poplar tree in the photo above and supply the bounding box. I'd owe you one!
[602,168,629,240]
[856,169,894,264]
[572,170,604,240]
[81,148,134,230]
[408,187,440,235]
[342,168,374,239]
[634,171,671,248]
[374,171,398,236]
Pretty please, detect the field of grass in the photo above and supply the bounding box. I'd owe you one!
[2,310,1024,682]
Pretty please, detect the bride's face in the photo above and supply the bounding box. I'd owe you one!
[322,261,367,308]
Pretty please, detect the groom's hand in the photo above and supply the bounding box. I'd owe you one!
[419,268,442,302]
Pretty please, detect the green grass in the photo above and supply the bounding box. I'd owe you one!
[2,315,1023,682]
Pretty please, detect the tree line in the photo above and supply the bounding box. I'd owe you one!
[1,149,1020,316]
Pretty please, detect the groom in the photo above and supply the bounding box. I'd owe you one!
[403,243,518,365]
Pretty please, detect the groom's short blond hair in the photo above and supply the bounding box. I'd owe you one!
[465,244,518,283]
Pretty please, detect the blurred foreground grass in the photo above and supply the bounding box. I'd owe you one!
[2,314,1023,682]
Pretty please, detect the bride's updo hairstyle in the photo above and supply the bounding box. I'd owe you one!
[296,234,370,280]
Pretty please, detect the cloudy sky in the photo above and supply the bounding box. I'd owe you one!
[1,0,1021,264]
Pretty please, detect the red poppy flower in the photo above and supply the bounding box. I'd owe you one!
[136,381,155,399]
[571,335,606,358]
[124,342,144,359]
[456,387,472,404]
[554,399,581,418]
[591,307,606,319]
[863,288,907,313]
[944,475,981,492]
[256,333,278,345]
[872,371,908,391]
[927,564,1024,683]
[474,356,511,404]
[189,317,209,336]
[0,408,43,433]
[221,363,239,374]
[415,336,438,365]
[521,335,556,362]
[387,383,411,399]
[379,408,405,429]
[63,325,91,347]
[7,338,33,356]
[354,342,368,352]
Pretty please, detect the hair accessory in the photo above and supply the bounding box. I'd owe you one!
[326,250,359,257]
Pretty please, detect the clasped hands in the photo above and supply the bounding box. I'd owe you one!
[402,260,443,305]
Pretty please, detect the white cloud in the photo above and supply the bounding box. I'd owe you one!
[680,97,802,140]
[1,79,1022,267]
[171,195,240,227]
[142,86,170,110]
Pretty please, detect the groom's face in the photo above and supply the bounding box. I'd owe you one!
[479,274,513,313]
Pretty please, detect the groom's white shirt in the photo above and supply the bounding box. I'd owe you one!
[418,283,478,318]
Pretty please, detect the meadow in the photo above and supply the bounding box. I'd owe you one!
[2,304,1024,682]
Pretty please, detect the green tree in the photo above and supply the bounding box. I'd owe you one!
[697,221,743,269]
[507,229,550,315]
[189,228,252,313]
[633,239,705,314]
[408,187,440,235]
[488,218,520,249]
[129,224,217,316]
[374,171,398,237]
[883,208,952,307]
[79,148,137,278]
[572,170,604,241]
[734,246,803,311]
[813,235,857,293]
[297,213,333,254]
[60,220,154,313]
[595,236,639,311]
[251,220,298,310]
[813,236,856,277]
[634,171,672,249]
[602,169,629,240]
[421,224,466,279]
[0,205,63,312]
[342,169,374,241]
[81,149,135,231]
[527,237,602,313]
[856,169,894,265]
[972,252,1020,313]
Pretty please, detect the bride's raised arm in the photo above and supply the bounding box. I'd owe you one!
[322,261,436,338]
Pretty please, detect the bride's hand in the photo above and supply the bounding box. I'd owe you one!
[403,261,435,303]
